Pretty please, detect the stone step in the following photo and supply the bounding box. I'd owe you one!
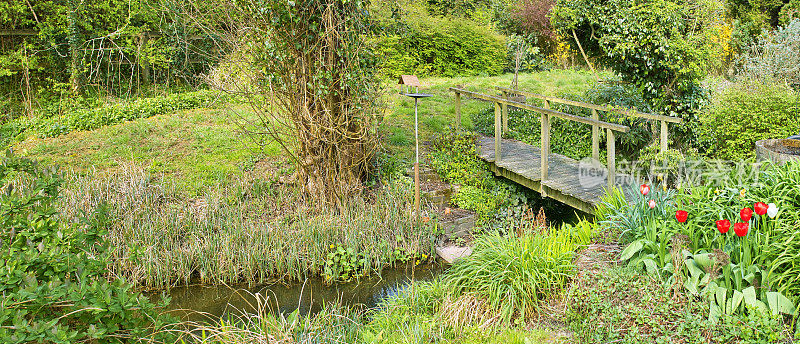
[437,207,475,239]
[435,245,473,264]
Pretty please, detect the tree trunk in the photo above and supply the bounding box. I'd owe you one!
[67,0,84,95]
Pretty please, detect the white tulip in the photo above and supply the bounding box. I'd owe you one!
[767,203,779,219]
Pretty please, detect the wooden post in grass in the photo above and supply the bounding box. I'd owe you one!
[660,120,668,153]
[455,92,461,131]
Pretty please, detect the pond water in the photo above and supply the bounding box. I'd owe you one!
[159,262,443,322]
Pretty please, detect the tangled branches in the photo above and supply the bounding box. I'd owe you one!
[192,0,384,206]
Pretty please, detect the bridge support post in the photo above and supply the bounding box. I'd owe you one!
[607,128,616,189]
[591,109,600,162]
[455,92,461,131]
[501,91,508,135]
[660,120,668,153]
[541,100,551,196]
[494,102,501,162]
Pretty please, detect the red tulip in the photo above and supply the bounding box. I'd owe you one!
[640,184,650,196]
[675,210,688,223]
[648,199,656,209]
[740,208,753,222]
[716,219,731,234]
[754,202,768,216]
[734,222,749,237]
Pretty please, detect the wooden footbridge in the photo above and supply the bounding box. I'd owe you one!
[450,86,682,214]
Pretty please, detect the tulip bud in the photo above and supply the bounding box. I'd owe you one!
[767,203,779,219]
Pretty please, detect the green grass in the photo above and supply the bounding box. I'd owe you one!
[16,106,278,195]
[177,289,554,344]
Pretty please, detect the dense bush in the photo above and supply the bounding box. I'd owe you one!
[737,19,800,88]
[699,83,800,160]
[0,153,169,343]
[0,90,223,147]
[373,7,506,78]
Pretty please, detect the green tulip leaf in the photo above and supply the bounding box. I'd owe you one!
[620,240,644,261]
[684,259,703,278]
[766,292,795,316]
[643,258,658,276]
[693,253,714,269]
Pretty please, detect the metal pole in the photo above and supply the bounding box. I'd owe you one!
[414,97,420,221]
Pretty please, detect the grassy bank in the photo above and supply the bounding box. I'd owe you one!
[11,71,596,288]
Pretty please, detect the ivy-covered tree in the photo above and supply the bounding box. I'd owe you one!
[192,0,385,206]
[551,0,723,147]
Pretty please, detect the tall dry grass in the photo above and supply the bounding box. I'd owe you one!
[55,163,435,289]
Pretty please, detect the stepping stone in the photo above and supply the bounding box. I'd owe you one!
[435,245,472,264]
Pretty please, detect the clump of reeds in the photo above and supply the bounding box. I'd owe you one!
[442,222,593,325]
[55,163,436,289]
[174,291,363,343]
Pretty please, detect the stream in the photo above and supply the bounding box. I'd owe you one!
[159,262,444,322]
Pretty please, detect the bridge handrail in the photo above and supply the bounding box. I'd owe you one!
[495,86,682,124]
[449,87,628,191]
[449,87,630,133]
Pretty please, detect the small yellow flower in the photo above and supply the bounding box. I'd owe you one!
[663,185,667,191]
[714,189,720,194]
[740,189,746,197]
[657,174,664,182]
[329,244,335,249]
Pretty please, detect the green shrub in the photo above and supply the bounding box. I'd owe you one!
[699,83,800,160]
[737,19,800,88]
[551,0,716,146]
[427,130,532,223]
[374,11,506,78]
[0,153,170,343]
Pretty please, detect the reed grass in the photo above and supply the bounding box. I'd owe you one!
[55,163,435,289]
[175,292,364,344]
[443,222,593,324]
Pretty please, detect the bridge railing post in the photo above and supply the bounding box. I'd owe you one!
[541,100,551,189]
[607,128,616,189]
[660,120,668,153]
[455,92,461,131]
[501,90,508,135]
[591,108,600,162]
[494,101,501,162]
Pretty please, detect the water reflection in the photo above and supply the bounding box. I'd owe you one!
[160,262,442,321]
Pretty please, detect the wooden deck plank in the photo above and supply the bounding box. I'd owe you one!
[476,136,634,213]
